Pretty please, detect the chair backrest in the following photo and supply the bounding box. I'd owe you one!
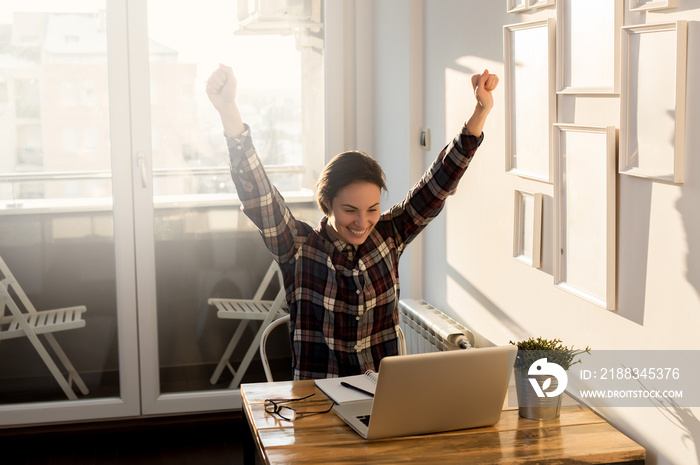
[253,261,284,301]
[260,314,290,382]
[0,255,39,319]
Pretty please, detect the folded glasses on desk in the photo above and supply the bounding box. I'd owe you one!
[264,393,335,421]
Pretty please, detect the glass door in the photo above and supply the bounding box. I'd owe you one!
[135,0,325,414]
[0,0,140,425]
[0,0,327,423]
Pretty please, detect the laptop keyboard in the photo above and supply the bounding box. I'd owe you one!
[357,415,371,426]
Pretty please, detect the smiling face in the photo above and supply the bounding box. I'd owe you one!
[325,182,381,246]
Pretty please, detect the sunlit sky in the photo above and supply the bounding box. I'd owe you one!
[1,0,302,90]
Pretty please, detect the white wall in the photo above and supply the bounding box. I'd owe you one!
[351,1,700,464]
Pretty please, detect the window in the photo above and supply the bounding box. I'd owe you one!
[81,80,97,106]
[83,126,98,152]
[61,81,78,106]
[62,127,78,153]
[0,0,327,415]
[147,0,325,203]
[1,1,325,211]
[16,124,42,166]
[15,78,40,118]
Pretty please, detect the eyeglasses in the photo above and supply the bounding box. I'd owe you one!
[264,393,335,421]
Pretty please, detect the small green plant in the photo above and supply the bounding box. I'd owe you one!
[510,337,590,372]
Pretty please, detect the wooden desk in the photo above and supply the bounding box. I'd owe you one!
[241,380,645,464]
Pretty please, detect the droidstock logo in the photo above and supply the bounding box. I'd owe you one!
[528,358,568,398]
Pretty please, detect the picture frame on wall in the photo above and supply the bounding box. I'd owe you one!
[553,124,617,310]
[619,21,687,183]
[507,0,555,12]
[629,0,677,11]
[513,190,543,269]
[504,19,556,182]
[507,0,528,13]
[556,0,623,94]
[529,0,555,9]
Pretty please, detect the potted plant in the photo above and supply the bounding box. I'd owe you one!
[509,337,590,420]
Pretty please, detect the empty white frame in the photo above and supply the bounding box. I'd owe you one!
[630,0,676,11]
[553,124,617,310]
[529,0,555,9]
[504,19,556,182]
[508,0,554,12]
[557,0,623,94]
[507,0,528,13]
[620,21,687,183]
[513,190,543,268]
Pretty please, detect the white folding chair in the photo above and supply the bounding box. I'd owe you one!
[259,314,290,382]
[208,261,287,388]
[259,317,408,382]
[0,254,89,400]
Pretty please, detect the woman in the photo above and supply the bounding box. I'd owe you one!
[206,64,498,379]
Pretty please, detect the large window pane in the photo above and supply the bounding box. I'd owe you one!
[0,1,120,405]
[146,0,324,393]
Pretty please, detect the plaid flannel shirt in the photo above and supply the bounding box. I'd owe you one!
[227,124,483,379]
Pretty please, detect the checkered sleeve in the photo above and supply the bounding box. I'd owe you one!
[387,124,484,253]
[226,126,305,264]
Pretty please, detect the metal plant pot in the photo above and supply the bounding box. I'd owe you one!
[514,370,563,420]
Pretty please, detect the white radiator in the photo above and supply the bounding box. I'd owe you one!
[398,299,474,354]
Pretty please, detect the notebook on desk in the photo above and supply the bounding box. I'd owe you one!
[332,345,517,440]
[315,370,377,403]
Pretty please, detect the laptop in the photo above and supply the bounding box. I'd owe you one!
[332,345,517,440]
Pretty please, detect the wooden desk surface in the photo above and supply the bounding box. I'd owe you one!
[241,380,645,465]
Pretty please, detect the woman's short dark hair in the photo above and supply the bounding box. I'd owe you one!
[316,151,387,216]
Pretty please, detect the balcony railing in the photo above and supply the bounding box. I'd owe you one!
[0,165,314,214]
